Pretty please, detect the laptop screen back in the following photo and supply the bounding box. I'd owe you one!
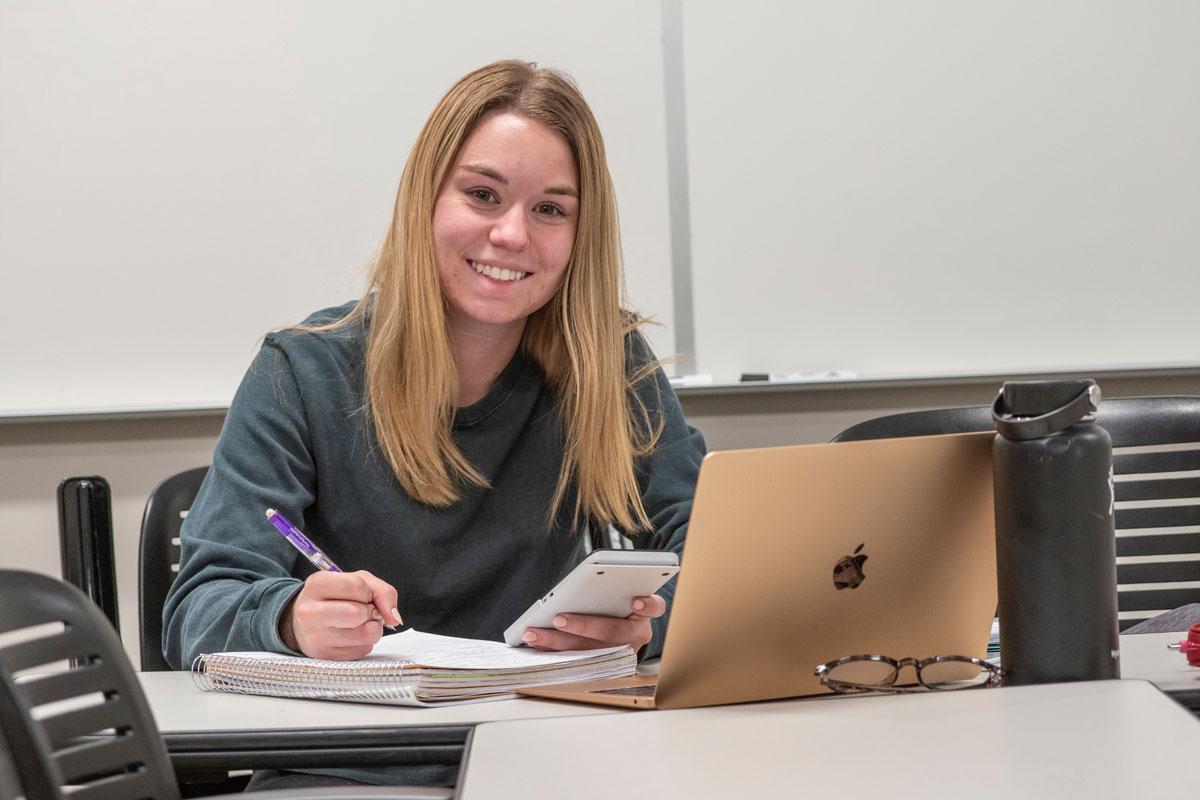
[654,431,997,710]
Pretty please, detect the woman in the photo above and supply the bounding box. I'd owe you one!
[164,60,705,788]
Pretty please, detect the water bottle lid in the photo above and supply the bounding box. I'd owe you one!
[991,380,1101,441]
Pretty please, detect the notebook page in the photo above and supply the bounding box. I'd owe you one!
[207,629,629,671]
[365,629,628,669]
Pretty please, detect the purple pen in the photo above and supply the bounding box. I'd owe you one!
[265,509,342,573]
[265,508,400,630]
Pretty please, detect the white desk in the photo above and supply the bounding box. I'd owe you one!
[459,680,1200,799]
[1119,631,1200,703]
[138,671,622,774]
[141,632,1200,778]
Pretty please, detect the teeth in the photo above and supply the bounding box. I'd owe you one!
[470,260,527,282]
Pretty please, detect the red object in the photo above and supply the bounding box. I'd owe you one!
[1179,622,1200,667]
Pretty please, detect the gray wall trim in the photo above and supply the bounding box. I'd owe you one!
[660,0,696,375]
[675,364,1200,399]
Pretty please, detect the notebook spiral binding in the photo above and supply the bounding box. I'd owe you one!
[191,653,421,703]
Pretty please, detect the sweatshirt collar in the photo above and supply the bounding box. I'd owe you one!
[453,348,532,428]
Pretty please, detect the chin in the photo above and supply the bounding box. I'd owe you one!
[455,306,533,331]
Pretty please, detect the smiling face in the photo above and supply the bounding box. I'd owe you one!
[432,111,579,342]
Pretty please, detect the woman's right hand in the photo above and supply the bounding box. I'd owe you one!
[279,570,402,660]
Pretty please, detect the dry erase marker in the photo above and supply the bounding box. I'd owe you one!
[266,509,342,572]
[265,508,399,629]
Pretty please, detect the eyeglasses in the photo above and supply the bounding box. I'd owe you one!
[815,654,1002,694]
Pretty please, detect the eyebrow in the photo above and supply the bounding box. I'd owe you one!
[460,163,578,199]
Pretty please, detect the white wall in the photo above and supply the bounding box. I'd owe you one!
[683,1,1200,381]
[6,2,1200,668]
[0,1,674,416]
[7,2,1198,412]
[0,414,223,664]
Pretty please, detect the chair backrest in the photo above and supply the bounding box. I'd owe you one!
[139,467,209,672]
[0,569,180,800]
[833,405,994,442]
[833,396,1200,630]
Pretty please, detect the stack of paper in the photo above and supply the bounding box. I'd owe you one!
[191,629,636,706]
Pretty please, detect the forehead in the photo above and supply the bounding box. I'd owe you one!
[454,111,577,185]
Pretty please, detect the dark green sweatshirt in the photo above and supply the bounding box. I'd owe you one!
[164,299,704,676]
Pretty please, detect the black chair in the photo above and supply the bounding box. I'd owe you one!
[833,395,1200,631]
[833,406,993,442]
[0,728,22,800]
[0,569,451,800]
[139,467,208,671]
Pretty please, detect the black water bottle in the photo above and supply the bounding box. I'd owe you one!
[992,380,1119,685]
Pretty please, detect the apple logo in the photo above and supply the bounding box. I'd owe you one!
[833,543,868,590]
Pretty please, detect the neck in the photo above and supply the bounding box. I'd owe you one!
[449,320,525,407]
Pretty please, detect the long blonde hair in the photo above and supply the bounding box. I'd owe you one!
[339,60,660,532]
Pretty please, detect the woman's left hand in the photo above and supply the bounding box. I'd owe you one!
[521,594,667,651]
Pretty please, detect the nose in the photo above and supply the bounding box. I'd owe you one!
[489,205,528,252]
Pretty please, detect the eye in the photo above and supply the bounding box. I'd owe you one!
[535,202,566,217]
[467,188,497,204]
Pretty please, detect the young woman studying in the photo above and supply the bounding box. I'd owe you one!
[162,60,705,788]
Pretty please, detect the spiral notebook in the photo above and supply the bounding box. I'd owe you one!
[191,629,636,707]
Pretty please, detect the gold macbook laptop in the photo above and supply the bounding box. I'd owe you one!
[519,431,997,709]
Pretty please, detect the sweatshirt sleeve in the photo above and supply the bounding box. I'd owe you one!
[161,339,315,669]
[624,332,707,659]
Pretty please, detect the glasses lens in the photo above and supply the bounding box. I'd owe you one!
[918,657,995,689]
[824,658,897,688]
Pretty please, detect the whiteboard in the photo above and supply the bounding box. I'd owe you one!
[682,1,1200,382]
[8,2,1200,415]
[0,1,674,416]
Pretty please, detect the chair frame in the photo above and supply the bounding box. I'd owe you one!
[0,569,182,800]
[139,466,209,671]
[0,569,452,799]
